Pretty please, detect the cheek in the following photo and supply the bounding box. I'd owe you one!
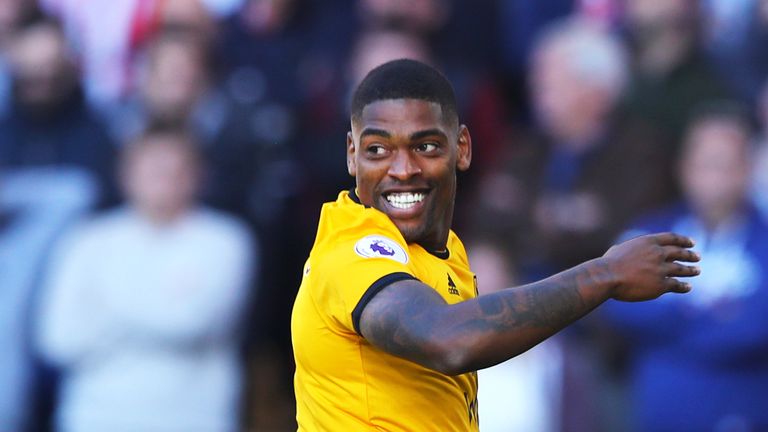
[435,163,456,186]
[355,163,373,184]
[428,166,457,203]
[353,163,383,198]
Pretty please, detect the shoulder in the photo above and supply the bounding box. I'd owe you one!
[191,207,251,236]
[315,192,406,254]
[186,208,254,252]
[311,208,410,279]
[69,207,131,237]
[48,208,132,259]
[315,227,410,273]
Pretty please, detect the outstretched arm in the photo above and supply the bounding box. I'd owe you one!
[359,232,700,375]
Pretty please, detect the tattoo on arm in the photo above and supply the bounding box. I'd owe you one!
[476,268,588,329]
[360,280,449,368]
[359,262,609,374]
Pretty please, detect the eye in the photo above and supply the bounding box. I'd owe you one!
[415,142,439,153]
[365,143,388,156]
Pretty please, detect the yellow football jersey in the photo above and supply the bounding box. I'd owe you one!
[292,190,479,432]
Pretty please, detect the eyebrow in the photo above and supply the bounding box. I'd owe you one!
[359,128,449,142]
[359,128,391,140]
[410,129,448,141]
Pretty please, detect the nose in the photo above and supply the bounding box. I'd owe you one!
[387,150,421,180]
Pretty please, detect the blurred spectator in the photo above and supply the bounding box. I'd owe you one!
[471,18,673,280]
[600,106,768,431]
[40,0,158,108]
[118,27,299,362]
[41,0,238,108]
[619,0,731,146]
[115,29,211,138]
[113,28,295,228]
[36,127,255,432]
[0,167,96,432]
[0,17,116,205]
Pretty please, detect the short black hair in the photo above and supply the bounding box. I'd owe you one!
[351,59,458,126]
[685,101,755,137]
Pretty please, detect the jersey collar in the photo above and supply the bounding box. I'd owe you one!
[349,188,450,259]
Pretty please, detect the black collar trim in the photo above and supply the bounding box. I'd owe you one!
[425,248,450,259]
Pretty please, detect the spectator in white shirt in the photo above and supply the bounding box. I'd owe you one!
[36,126,256,432]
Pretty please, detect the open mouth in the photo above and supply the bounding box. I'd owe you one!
[383,191,426,210]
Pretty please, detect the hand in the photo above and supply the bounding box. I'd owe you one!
[602,232,701,302]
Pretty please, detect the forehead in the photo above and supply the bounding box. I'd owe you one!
[354,99,452,135]
[687,121,748,152]
[127,139,197,166]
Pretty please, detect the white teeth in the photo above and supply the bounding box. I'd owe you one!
[385,192,425,209]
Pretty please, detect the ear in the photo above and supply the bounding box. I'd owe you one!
[456,125,472,171]
[346,131,357,176]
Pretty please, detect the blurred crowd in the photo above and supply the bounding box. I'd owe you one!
[2,0,768,431]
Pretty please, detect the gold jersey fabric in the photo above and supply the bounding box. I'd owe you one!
[292,190,479,432]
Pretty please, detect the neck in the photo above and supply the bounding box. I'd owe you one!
[553,123,603,152]
[137,205,188,226]
[697,204,743,233]
[418,240,450,259]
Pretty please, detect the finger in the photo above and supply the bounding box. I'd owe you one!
[664,262,701,277]
[662,246,701,263]
[652,232,696,248]
[665,278,693,294]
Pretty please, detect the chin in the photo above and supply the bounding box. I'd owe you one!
[393,220,428,244]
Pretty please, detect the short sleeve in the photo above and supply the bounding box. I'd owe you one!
[310,234,417,335]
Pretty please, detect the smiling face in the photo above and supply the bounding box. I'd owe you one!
[347,98,471,251]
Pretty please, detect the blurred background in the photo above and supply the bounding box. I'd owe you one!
[2,0,768,431]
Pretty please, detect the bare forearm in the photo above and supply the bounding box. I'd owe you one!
[441,258,614,373]
[361,232,699,375]
[361,258,616,375]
